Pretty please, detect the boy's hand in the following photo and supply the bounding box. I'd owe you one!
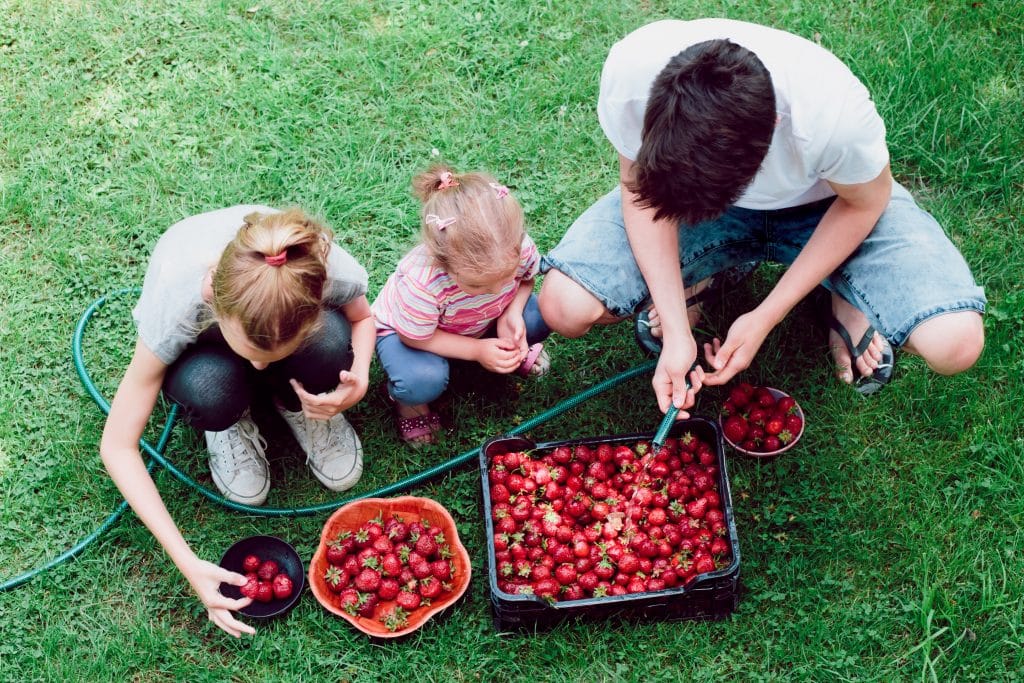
[701,310,772,387]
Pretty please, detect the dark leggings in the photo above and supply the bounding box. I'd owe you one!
[162,309,353,431]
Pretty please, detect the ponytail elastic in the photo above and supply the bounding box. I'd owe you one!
[264,252,288,266]
[437,171,460,190]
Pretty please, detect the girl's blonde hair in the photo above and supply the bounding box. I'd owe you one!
[413,165,524,281]
[211,208,331,350]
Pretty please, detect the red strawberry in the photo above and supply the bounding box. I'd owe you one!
[763,435,782,452]
[357,593,379,619]
[728,386,751,408]
[419,576,443,599]
[384,517,408,542]
[255,581,274,603]
[354,568,382,593]
[324,566,349,593]
[396,589,422,611]
[617,553,640,575]
[533,578,560,601]
[338,588,360,615]
[371,536,394,555]
[694,555,715,574]
[239,574,260,600]
[776,396,797,414]
[411,557,433,580]
[242,554,262,573]
[272,573,294,600]
[380,604,409,632]
[431,559,453,581]
[381,553,403,577]
[686,497,707,519]
[554,564,577,586]
[257,560,279,581]
[377,577,401,601]
[765,416,784,435]
[785,414,803,434]
[722,415,748,444]
[490,483,511,504]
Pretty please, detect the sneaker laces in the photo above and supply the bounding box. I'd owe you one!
[306,416,345,467]
[222,419,268,473]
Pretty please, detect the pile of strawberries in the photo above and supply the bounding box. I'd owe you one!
[320,513,457,632]
[720,383,803,454]
[487,435,732,603]
[240,554,294,602]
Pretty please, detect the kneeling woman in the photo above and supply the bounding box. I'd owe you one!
[100,205,374,636]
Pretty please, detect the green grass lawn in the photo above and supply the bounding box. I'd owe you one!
[2,0,1023,680]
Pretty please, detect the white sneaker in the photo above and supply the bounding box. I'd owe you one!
[205,415,271,505]
[278,409,363,492]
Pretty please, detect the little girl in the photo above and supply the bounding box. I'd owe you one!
[101,206,375,637]
[372,166,551,444]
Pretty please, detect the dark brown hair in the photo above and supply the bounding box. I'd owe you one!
[626,39,776,225]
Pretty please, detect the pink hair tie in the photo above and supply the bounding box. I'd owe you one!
[264,251,288,266]
[489,182,510,199]
[425,214,456,231]
[437,171,460,190]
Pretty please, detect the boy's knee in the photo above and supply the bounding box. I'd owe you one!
[538,272,604,338]
[908,312,984,375]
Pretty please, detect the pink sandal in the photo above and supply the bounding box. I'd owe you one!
[396,411,442,444]
[516,343,550,377]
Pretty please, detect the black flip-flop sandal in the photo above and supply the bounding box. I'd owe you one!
[827,315,895,396]
[633,263,758,357]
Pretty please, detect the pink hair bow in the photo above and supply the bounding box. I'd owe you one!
[437,171,460,190]
[425,213,456,231]
[489,182,510,199]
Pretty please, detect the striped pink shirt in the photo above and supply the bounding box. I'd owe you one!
[372,236,540,340]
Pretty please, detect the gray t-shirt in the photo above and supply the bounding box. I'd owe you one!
[132,205,369,365]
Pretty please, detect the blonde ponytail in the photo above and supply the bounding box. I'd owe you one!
[212,208,332,350]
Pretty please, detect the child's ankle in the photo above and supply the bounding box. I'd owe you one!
[395,402,430,419]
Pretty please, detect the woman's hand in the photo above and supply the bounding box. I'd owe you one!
[477,337,523,374]
[290,370,369,420]
[183,557,256,638]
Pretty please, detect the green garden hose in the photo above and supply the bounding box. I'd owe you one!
[1,288,656,591]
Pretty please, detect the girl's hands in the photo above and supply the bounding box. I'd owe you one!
[496,310,528,358]
[183,557,256,638]
[290,370,369,420]
[477,337,524,374]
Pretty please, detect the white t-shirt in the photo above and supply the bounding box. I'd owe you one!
[597,18,890,209]
[132,205,369,365]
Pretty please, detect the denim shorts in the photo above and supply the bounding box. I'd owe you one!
[540,183,986,346]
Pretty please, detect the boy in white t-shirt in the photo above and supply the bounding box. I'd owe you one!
[539,18,985,412]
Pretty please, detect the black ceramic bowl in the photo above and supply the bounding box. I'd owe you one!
[219,535,305,620]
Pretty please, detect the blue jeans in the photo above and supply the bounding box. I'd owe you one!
[375,294,550,406]
[541,183,986,346]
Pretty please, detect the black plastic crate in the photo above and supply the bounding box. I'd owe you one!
[479,417,741,632]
